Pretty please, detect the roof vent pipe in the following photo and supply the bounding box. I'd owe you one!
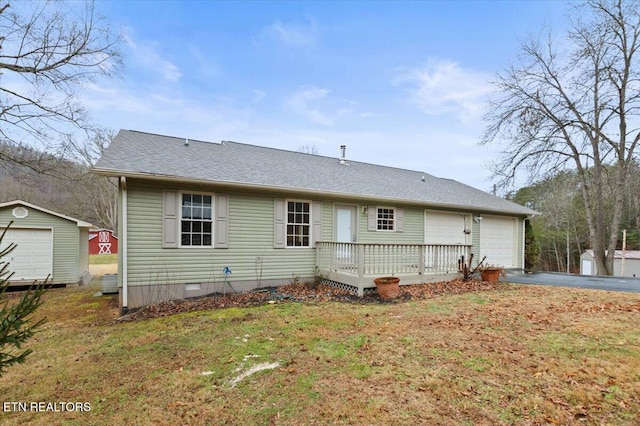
[185,138,189,146]
[339,145,347,164]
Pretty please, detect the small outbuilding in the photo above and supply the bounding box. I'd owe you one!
[88,229,118,255]
[580,250,640,278]
[0,200,93,285]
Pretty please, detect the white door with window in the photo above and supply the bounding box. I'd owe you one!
[336,206,357,258]
[0,228,53,280]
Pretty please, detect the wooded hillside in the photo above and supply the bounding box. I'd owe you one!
[0,143,116,230]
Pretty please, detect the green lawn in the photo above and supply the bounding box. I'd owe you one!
[1,283,640,425]
[89,254,117,265]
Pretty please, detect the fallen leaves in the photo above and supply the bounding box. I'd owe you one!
[119,279,513,322]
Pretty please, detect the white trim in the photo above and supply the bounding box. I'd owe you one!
[178,190,215,248]
[333,203,358,242]
[120,177,128,309]
[521,218,526,270]
[375,206,396,232]
[12,206,28,219]
[89,229,118,239]
[285,198,313,248]
[0,200,93,228]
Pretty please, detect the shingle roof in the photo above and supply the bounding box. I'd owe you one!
[0,200,94,228]
[94,130,537,216]
[585,250,640,260]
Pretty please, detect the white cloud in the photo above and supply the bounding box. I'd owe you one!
[263,18,317,47]
[287,87,334,125]
[393,59,492,121]
[252,89,267,104]
[286,88,369,126]
[123,32,182,82]
[188,45,222,79]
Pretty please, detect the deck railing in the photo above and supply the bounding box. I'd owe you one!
[316,241,471,281]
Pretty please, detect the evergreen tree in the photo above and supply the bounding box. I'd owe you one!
[524,219,541,272]
[0,223,47,377]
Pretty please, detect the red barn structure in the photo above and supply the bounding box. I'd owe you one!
[88,229,119,255]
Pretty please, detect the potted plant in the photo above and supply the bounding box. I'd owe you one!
[374,276,400,299]
[478,265,505,283]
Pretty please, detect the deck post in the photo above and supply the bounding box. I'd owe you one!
[418,245,425,283]
[357,243,365,297]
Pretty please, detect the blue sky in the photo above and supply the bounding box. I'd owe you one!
[85,0,569,192]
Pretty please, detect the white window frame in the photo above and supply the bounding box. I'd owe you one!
[286,199,312,248]
[179,191,214,248]
[376,206,395,231]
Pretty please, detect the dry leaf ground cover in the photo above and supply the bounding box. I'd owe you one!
[1,280,640,425]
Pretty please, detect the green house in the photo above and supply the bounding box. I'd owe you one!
[0,200,93,285]
[94,130,538,312]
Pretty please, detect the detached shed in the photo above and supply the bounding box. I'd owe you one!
[88,229,118,255]
[580,250,640,278]
[0,200,93,285]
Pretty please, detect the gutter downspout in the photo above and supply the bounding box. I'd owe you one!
[120,176,128,314]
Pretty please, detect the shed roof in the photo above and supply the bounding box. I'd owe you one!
[94,130,537,217]
[585,250,640,260]
[0,200,93,228]
[88,229,118,240]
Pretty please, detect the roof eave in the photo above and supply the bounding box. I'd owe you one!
[0,199,94,228]
[92,168,537,217]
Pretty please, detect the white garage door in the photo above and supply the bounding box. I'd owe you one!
[424,211,471,245]
[479,216,518,268]
[0,228,53,281]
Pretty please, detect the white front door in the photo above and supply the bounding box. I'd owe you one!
[336,206,357,258]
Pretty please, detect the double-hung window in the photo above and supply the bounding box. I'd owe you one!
[181,193,213,246]
[377,207,395,231]
[286,201,310,247]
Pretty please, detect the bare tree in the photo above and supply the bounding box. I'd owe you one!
[0,0,121,172]
[297,145,321,155]
[64,129,117,230]
[482,0,640,275]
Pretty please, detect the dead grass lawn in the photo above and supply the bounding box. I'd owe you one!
[88,263,117,277]
[1,282,640,425]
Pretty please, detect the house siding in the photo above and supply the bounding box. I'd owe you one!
[118,178,529,308]
[357,205,423,244]
[123,182,435,290]
[0,206,85,284]
[471,219,481,263]
[123,180,317,290]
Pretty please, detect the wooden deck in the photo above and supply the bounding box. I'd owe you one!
[315,241,471,296]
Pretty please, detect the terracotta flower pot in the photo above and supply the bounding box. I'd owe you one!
[480,269,501,283]
[374,276,401,299]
